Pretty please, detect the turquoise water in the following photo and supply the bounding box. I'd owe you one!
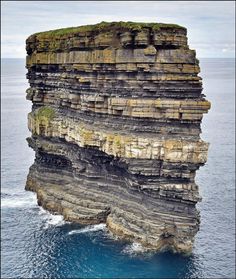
[1,58,235,278]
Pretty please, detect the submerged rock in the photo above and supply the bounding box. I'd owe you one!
[25,21,210,253]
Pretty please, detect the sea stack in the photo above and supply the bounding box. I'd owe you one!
[25,22,210,253]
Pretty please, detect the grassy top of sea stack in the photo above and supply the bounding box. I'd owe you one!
[30,21,186,40]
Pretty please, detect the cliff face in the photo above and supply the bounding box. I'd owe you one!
[25,22,210,253]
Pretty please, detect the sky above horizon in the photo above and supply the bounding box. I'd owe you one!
[1,1,235,58]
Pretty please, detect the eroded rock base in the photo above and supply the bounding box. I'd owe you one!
[26,137,199,253]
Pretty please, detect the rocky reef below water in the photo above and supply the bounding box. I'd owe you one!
[25,21,210,253]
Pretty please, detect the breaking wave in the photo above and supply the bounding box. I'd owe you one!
[122,242,146,255]
[68,223,107,235]
[38,207,67,229]
[1,192,37,208]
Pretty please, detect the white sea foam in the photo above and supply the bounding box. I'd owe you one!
[38,207,67,229]
[1,194,37,208]
[68,223,107,235]
[122,242,146,255]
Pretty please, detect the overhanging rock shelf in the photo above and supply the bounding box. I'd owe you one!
[25,22,211,253]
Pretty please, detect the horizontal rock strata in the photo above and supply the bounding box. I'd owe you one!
[25,22,210,253]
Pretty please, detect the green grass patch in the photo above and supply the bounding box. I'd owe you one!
[32,21,186,40]
[35,106,55,122]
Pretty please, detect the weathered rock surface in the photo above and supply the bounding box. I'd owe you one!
[25,22,210,253]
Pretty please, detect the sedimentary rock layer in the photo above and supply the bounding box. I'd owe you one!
[25,22,210,252]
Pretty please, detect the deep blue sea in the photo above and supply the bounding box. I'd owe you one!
[1,58,235,278]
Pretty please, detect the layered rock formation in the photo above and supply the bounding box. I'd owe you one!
[25,22,210,253]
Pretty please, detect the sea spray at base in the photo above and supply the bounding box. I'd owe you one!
[38,207,68,229]
[68,223,107,235]
[1,192,37,208]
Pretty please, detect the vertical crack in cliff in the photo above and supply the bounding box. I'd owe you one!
[25,21,210,253]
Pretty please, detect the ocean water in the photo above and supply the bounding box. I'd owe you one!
[1,58,235,279]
